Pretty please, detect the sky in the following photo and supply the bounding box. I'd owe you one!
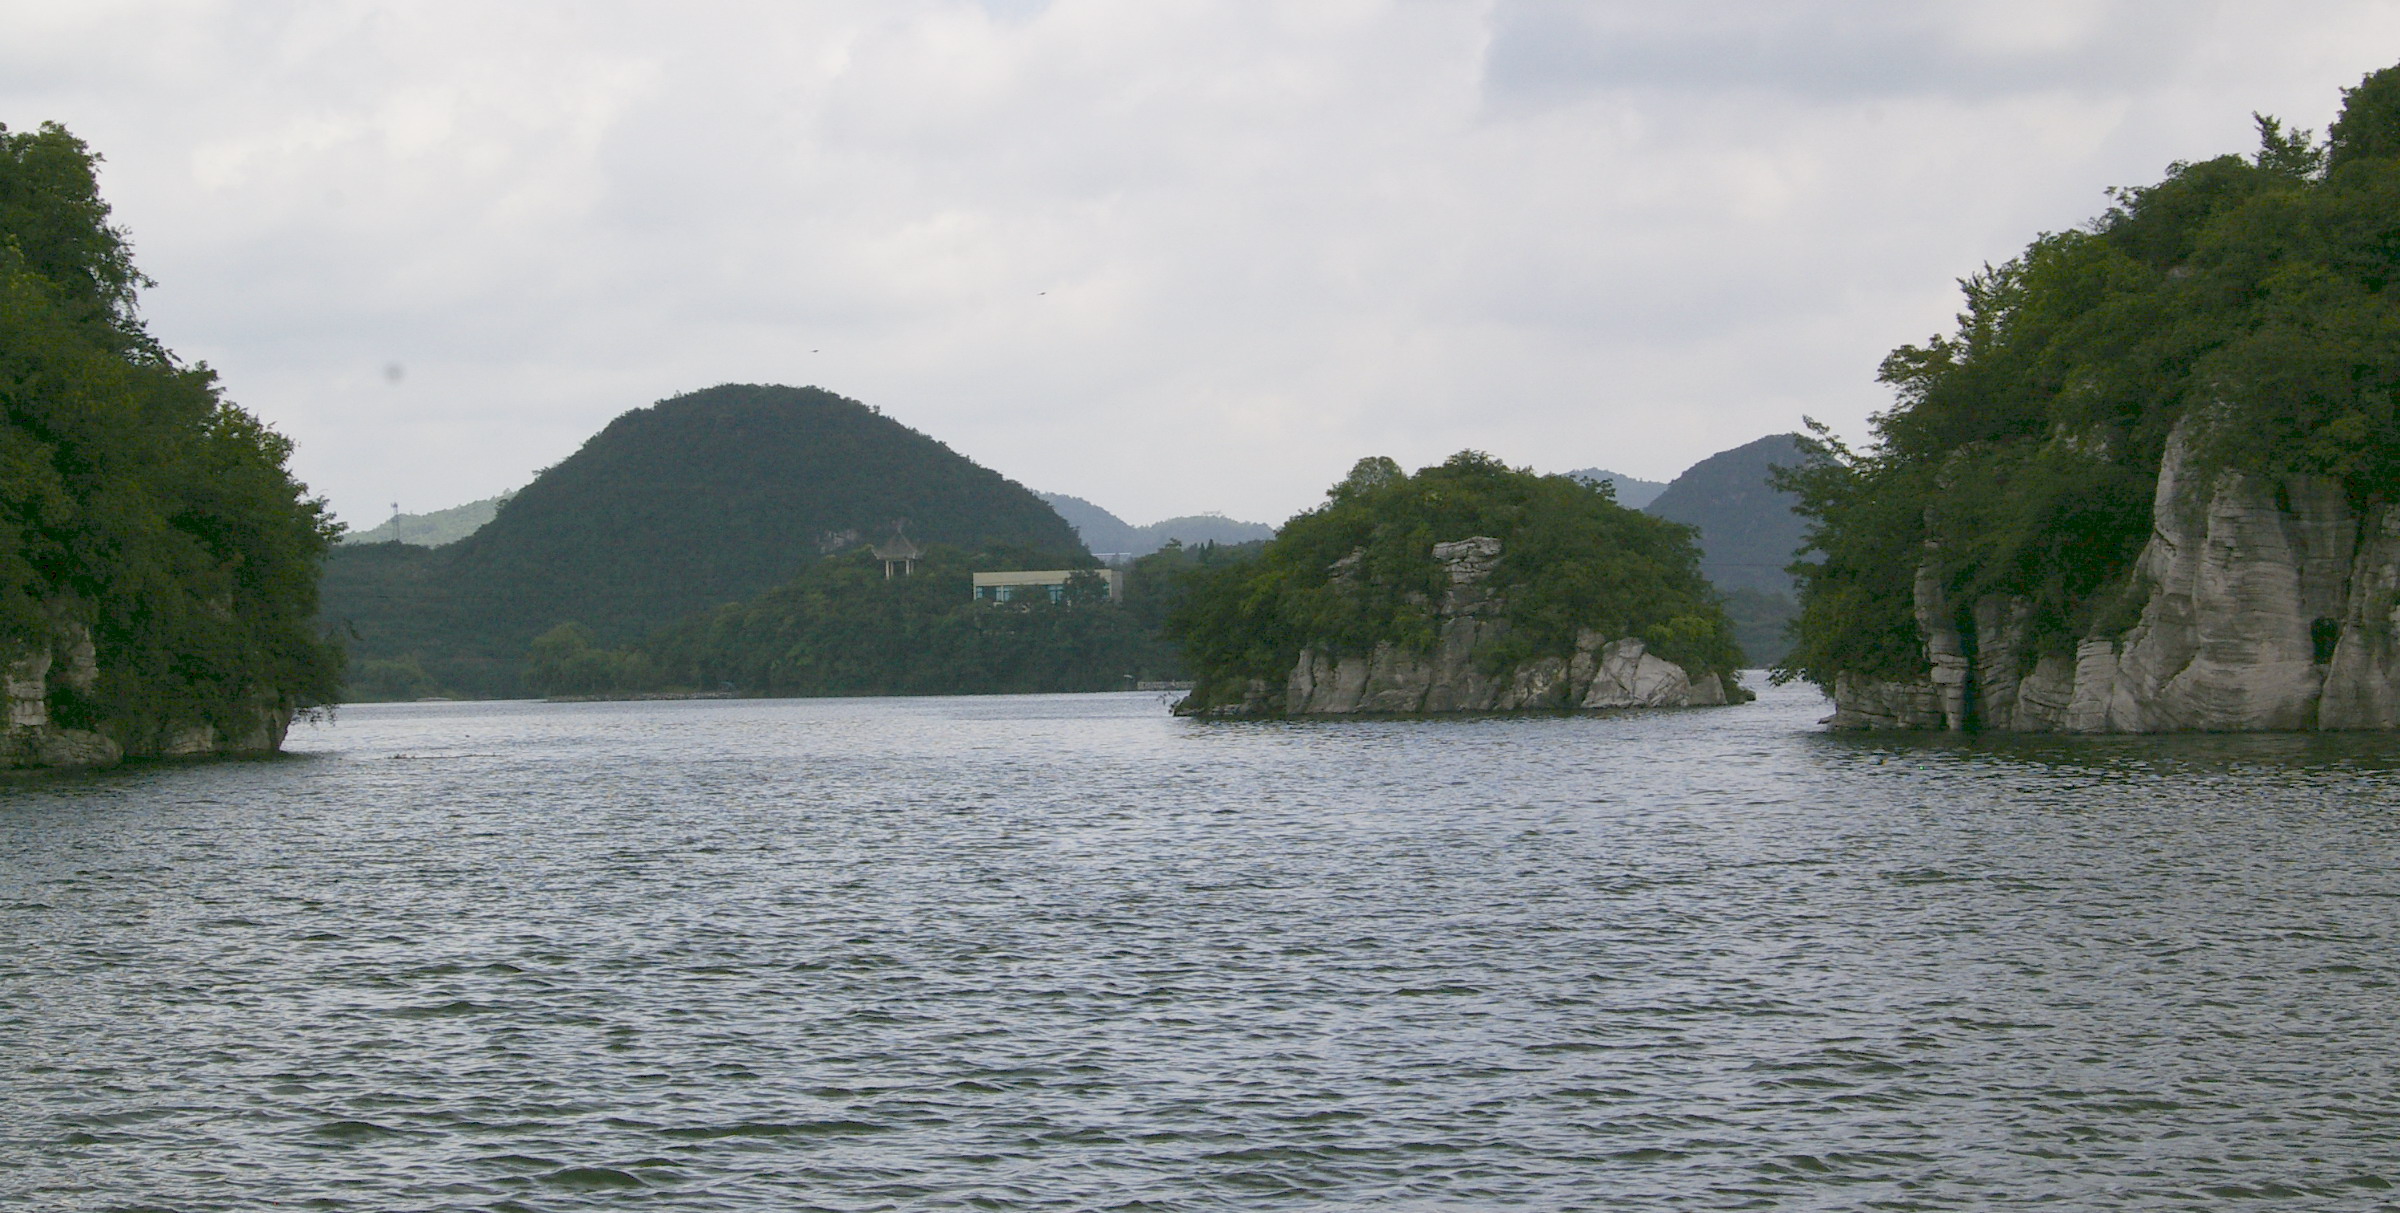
[7,1,2400,530]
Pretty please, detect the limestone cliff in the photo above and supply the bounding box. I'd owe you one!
[1192,537,1748,718]
[1829,417,2400,732]
[1,607,291,770]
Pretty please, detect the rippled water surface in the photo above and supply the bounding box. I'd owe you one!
[9,684,2400,1210]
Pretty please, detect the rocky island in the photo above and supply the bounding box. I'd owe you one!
[1783,63,2400,733]
[1170,453,1749,717]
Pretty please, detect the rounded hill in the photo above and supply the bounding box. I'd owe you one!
[324,383,1087,696]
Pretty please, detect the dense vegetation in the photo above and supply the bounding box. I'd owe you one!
[1169,452,1741,711]
[513,540,1253,698]
[322,384,1088,697]
[1782,65,2400,690]
[0,123,339,739]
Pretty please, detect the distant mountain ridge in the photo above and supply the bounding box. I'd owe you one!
[345,491,515,546]
[1038,492,1275,557]
[1562,467,1667,509]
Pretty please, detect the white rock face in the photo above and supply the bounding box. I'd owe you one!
[2323,503,2400,728]
[1275,537,1743,716]
[1829,414,2400,732]
[2,618,122,769]
[1823,673,1944,730]
[0,606,287,767]
[1580,639,1693,708]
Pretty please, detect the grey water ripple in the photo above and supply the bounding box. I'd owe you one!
[7,683,2400,1209]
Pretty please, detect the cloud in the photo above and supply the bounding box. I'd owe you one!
[4,0,2398,527]
[1482,0,2171,105]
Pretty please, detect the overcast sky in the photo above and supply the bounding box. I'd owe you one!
[8,1,2399,529]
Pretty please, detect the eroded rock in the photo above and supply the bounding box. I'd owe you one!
[1830,413,2400,733]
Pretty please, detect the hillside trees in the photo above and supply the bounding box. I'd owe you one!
[513,543,1186,698]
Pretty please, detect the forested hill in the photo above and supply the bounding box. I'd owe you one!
[1643,434,1809,596]
[323,384,1086,697]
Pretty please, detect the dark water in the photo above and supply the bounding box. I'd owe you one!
[7,683,2400,1210]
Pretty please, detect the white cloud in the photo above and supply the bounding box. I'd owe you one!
[4,0,2398,527]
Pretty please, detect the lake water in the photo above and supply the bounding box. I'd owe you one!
[6,682,2400,1210]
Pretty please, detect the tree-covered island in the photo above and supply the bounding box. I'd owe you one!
[1783,63,2400,733]
[0,124,340,767]
[1168,452,1749,716]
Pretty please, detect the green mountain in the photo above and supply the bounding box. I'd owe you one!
[1643,434,1809,597]
[344,491,514,546]
[324,383,1086,698]
[1038,491,1275,556]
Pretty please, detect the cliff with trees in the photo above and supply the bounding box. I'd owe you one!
[1169,452,1748,717]
[0,124,340,766]
[1783,63,2400,732]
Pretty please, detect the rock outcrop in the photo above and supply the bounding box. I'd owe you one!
[1252,536,1744,717]
[1829,416,2400,732]
[1,607,291,770]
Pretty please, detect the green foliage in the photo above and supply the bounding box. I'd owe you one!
[628,546,1169,697]
[2330,64,2400,170]
[1169,452,1739,710]
[0,123,339,736]
[1122,538,1264,646]
[346,654,440,702]
[525,622,664,697]
[1782,62,2400,691]
[322,383,1092,697]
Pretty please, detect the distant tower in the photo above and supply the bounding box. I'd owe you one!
[873,521,923,579]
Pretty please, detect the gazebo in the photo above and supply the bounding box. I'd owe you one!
[872,523,923,579]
